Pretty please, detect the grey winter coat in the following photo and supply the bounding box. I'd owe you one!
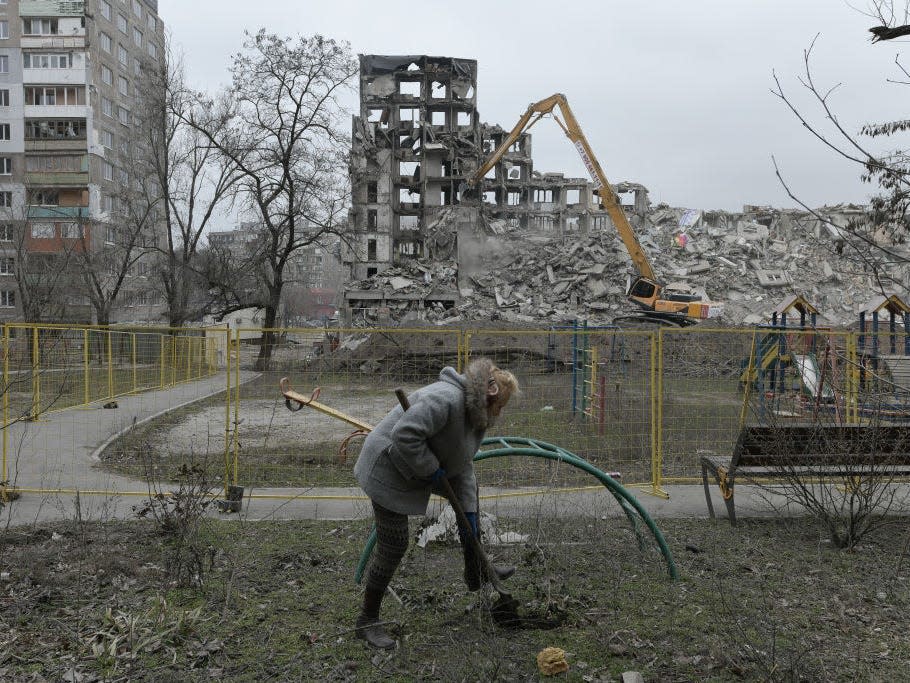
[353,359,495,515]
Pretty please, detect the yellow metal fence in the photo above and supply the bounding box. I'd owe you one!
[1,323,225,497]
[4,324,909,501]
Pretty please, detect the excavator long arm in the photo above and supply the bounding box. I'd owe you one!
[468,93,656,282]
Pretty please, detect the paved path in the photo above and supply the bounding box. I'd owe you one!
[0,373,790,527]
[2,373,255,526]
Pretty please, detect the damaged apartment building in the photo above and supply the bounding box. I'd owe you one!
[344,54,648,322]
[343,55,908,328]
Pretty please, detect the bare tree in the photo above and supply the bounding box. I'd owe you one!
[771,33,910,298]
[188,30,356,369]
[762,11,910,543]
[859,0,910,41]
[10,215,80,324]
[137,40,241,329]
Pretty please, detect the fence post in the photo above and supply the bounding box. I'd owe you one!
[171,335,177,386]
[83,328,89,405]
[2,325,8,489]
[131,332,137,392]
[106,330,113,401]
[31,326,39,421]
[158,334,164,389]
[651,328,668,498]
[223,327,232,496]
[232,328,241,485]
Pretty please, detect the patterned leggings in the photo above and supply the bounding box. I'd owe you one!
[364,501,410,597]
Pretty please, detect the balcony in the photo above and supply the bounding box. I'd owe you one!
[25,138,87,153]
[24,105,88,119]
[23,67,88,85]
[27,206,90,219]
[25,171,90,186]
[20,36,86,50]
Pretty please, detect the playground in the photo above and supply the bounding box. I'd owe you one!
[4,300,910,680]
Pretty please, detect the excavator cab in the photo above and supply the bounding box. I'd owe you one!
[627,276,659,307]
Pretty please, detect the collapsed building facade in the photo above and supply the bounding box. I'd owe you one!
[344,54,910,329]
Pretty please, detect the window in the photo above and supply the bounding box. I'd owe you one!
[0,56,8,74]
[105,225,115,243]
[0,124,8,140]
[118,106,129,126]
[101,64,113,85]
[30,190,58,205]
[25,87,86,106]
[61,222,82,238]
[118,168,128,185]
[24,53,71,68]
[22,18,58,36]
[100,32,112,52]
[133,27,142,46]
[133,57,140,76]
[0,158,10,175]
[0,90,8,107]
[118,75,129,96]
[100,0,111,20]
[100,128,113,149]
[0,257,14,274]
[147,42,157,60]
[147,14,156,31]
[0,223,12,241]
[0,291,14,308]
[0,21,8,39]
[132,0,142,17]
[0,192,10,207]
[117,13,127,34]
[102,160,113,180]
[30,223,54,238]
[118,45,128,65]
[101,194,113,213]
[101,97,113,117]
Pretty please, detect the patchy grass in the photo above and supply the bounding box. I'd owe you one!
[2,514,910,681]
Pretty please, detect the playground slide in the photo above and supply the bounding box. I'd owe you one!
[792,353,835,400]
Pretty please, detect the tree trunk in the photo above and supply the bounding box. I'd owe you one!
[254,304,279,371]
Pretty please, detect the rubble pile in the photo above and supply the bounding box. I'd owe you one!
[346,202,910,328]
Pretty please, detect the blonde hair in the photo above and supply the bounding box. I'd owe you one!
[491,367,520,409]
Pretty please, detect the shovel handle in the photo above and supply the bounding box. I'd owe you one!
[393,387,507,594]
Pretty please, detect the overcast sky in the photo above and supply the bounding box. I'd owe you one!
[159,0,908,212]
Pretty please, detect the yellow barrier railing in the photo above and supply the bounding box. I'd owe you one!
[4,324,909,503]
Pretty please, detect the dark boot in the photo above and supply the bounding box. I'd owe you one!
[463,543,516,591]
[356,588,396,649]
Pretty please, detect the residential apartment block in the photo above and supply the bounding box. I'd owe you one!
[208,223,344,325]
[0,0,165,324]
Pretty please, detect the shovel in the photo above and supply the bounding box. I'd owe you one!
[394,388,521,626]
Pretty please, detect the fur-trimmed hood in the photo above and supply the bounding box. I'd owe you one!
[458,357,496,431]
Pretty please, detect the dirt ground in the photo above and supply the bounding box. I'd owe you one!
[2,514,910,682]
[149,395,398,458]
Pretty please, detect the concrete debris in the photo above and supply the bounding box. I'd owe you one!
[416,506,528,547]
[344,54,910,329]
[345,200,910,328]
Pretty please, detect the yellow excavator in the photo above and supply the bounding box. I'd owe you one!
[466,93,723,326]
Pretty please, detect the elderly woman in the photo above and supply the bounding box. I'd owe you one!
[353,357,519,649]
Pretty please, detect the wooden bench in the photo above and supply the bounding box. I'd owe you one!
[701,424,910,525]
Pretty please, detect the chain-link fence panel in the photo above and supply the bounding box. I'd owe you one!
[227,327,463,489]
[465,327,657,491]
